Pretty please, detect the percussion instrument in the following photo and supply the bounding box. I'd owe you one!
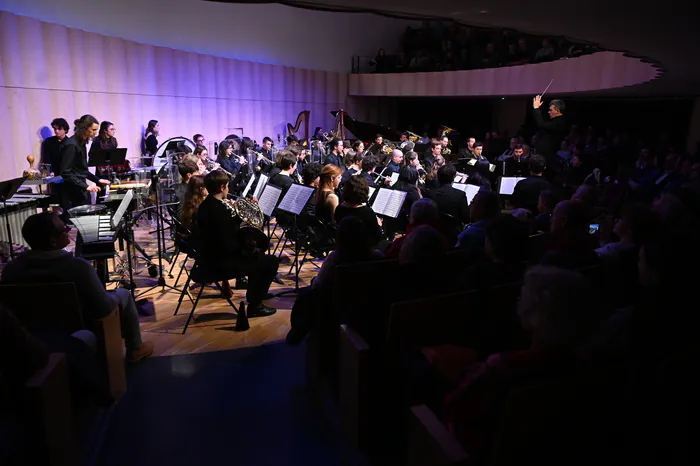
[0,194,49,248]
[68,204,108,217]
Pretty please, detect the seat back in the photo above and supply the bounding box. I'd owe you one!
[0,283,84,334]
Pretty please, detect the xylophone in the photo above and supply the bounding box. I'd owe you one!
[0,193,51,247]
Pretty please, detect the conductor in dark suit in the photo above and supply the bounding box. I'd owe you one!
[532,95,567,164]
[423,164,471,227]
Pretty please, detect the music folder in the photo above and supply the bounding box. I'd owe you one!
[88,148,127,167]
[252,174,269,200]
[451,183,481,205]
[241,173,256,198]
[277,184,315,215]
[371,188,407,218]
[499,177,526,196]
[258,184,282,217]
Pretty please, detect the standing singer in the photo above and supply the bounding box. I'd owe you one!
[59,114,110,210]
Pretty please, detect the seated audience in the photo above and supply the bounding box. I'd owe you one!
[196,170,279,314]
[532,189,558,232]
[286,216,384,345]
[334,175,382,245]
[423,164,470,228]
[456,190,500,261]
[512,155,551,214]
[1,213,154,362]
[443,266,600,461]
[385,198,447,259]
[540,200,599,269]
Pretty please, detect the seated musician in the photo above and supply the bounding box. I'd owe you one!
[423,164,471,226]
[174,160,199,202]
[1,213,154,362]
[423,154,446,190]
[334,175,382,245]
[196,170,278,316]
[179,175,207,235]
[383,150,404,183]
[268,151,297,196]
[393,163,423,225]
[423,141,442,168]
[325,138,346,171]
[195,145,220,175]
[500,144,529,177]
[340,152,364,186]
[90,121,131,178]
[59,115,111,210]
[359,154,379,189]
[315,165,342,224]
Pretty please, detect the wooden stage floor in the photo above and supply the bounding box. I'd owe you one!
[103,220,321,358]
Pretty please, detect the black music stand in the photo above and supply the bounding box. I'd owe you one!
[0,177,27,260]
[88,148,127,183]
[273,184,315,297]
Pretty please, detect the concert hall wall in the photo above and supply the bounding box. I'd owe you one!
[0,11,397,180]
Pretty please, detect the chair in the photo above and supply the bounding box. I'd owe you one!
[0,283,126,400]
[408,405,469,466]
[173,250,239,335]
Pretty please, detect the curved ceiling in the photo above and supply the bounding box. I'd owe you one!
[273,0,700,96]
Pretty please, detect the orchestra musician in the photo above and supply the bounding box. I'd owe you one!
[325,138,345,171]
[193,134,206,146]
[315,164,342,224]
[341,152,364,187]
[334,175,382,245]
[360,154,380,189]
[59,114,111,210]
[90,121,131,178]
[367,134,384,155]
[258,137,275,167]
[382,150,404,184]
[196,170,278,315]
[424,141,442,168]
[174,160,199,202]
[142,119,159,167]
[268,151,297,196]
[41,118,70,175]
[500,144,530,177]
[194,145,217,175]
[216,140,245,176]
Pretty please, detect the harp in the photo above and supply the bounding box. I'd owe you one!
[286,110,310,141]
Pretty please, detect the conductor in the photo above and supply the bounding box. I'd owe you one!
[532,95,567,165]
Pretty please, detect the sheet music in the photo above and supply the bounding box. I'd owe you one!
[499,177,526,195]
[452,183,481,205]
[371,188,407,218]
[258,184,282,217]
[252,174,269,200]
[112,189,133,227]
[389,172,400,186]
[70,217,99,243]
[368,186,376,200]
[277,184,315,215]
[242,173,256,198]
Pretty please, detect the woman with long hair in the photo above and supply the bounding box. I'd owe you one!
[424,154,445,190]
[59,114,110,209]
[315,164,343,224]
[142,119,159,166]
[194,145,215,175]
[180,175,207,233]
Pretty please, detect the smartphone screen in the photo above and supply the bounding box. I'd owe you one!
[589,223,600,235]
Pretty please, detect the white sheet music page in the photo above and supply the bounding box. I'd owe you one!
[389,172,400,186]
[258,184,282,217]
[451,183,480,205]
[277,184,314,215]
[242,173,256,198]
[499,177,526,195]
[368,186,376,200]
[71,217,99,243]
[384,190,407,218]
[253,174,269,200]
[371,188,392,215]
[112,189,134,227]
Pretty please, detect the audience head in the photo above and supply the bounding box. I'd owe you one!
[485,214,529,263]
[550,200,591,236]
[518,266,598,347]
[572,184,597,206]
[614,204,660,244]
[399,225,446,266]
[538,189,559,214]
[342,174,369,205]
[651,192,685,226]
[437,163,457,185]
[302,162,322,187]
[74,114,99,143]
[203,169,230,195]
[529,155,547,175]
[362,155,379,173]
[336,216,373,258]
[22,212,71,251]
[178,160,199,182]
[409,198,439,226]
[470,190,500,223]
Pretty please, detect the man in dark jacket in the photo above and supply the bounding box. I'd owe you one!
[532,96,567,165]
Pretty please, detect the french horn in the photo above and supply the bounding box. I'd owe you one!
[223,196,269,251]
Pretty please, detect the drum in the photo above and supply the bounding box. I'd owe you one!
[68,204,108,217]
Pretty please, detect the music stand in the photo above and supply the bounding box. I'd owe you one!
[273,184,315,297]
[88,148,127,183]
[0,177,27,260]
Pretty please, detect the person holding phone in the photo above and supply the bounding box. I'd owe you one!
[59,115,111,210]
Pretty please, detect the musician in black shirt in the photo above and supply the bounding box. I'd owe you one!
[40,118,69,174]
[269,151,297,196]
[59,115,110,209]
[142,119,159,166]
[532,96,566,164]
[196,170,278,316]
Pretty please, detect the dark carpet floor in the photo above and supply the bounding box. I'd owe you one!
[97,342,342,466]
